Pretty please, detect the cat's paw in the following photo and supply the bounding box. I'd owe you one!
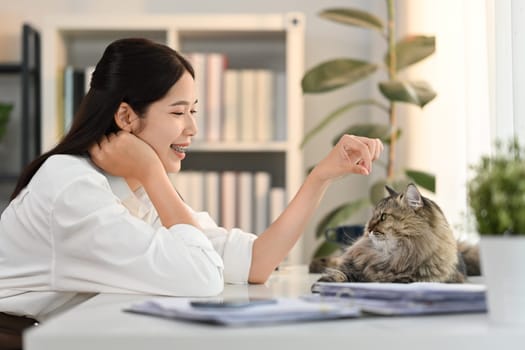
[317,268,349,283]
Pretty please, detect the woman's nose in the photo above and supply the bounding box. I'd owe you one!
[185,113,198,136]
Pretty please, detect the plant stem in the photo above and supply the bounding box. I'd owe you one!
[386,0,397,179]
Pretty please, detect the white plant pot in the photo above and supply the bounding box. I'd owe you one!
[480,236,525,326]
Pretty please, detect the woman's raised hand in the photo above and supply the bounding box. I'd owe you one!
[89,131,163,182]
[311,135,384,183]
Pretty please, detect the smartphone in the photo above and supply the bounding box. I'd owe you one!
[190,298,277,309]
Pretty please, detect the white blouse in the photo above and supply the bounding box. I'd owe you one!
[0,155,257,321]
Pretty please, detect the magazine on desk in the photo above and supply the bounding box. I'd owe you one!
[125,282,486,326]
[310,281,487,316]
[125,297,361,326]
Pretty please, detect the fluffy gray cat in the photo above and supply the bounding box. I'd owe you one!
[312,184,480,283]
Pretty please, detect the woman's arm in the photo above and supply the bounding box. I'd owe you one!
[89,131,200,229]
[248,135,383,283]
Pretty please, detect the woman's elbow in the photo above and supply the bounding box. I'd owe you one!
[247,269,271,284]
[190,266,224,296]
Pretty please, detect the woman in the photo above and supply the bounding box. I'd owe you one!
[0,38,382,331]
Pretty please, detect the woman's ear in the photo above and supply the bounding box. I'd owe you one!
[114,102,138,132]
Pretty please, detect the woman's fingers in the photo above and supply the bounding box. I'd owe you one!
[340,135,384,175]
[344,135,371,174]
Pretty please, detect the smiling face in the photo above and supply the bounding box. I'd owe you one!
[133,71,198,173]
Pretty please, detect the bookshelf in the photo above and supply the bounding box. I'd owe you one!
[0,24,41,211]
[41,14,305,263]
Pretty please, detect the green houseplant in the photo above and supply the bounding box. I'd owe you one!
[301,0,437,258]
[467,138,525,235]
[0,103,13,142]
[468,137,525,325]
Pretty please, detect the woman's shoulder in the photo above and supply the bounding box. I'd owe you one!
[41,154,98,175]
[31,154,107,191]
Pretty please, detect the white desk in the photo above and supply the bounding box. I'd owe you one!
[24,266,525,350]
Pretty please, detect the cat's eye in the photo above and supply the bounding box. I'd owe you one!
[380,213,387,221]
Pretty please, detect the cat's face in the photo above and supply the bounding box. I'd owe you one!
[364,184,449,249]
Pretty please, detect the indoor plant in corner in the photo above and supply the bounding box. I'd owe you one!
[302,0,437,259]
[467,138,525,325]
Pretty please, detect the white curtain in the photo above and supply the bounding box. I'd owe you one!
[489,0,525,142]
[395,0,493,236]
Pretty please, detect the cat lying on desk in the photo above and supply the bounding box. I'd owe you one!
[311,184,480,284]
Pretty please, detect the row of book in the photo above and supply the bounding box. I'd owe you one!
[61,52,287,142]
[169,171,286,235]
[186,53,287,143]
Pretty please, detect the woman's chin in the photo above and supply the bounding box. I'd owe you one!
[164,161,181,174]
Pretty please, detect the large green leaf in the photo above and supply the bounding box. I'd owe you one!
[302,59,378,93]
[312,240,342,259]
[0,103,13,142]
[332,123,401,146]
[378,80,436,107]
[319,8,384,33]
[405,169,436,192]
[301,99,389,147]
[385,35,436,71]
[315,198,369,238]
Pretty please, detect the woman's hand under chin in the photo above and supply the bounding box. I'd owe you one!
[89,131,164,183]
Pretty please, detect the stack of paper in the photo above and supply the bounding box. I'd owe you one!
[125,297,360,326]
[311,282,487,316]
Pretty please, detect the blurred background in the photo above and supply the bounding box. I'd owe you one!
[0,0,523,263]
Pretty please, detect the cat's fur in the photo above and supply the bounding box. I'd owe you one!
[313,184,480,283]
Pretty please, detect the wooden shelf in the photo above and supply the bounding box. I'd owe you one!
[0,24,41,183]
[40,14,305,263]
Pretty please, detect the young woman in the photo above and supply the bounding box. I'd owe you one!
[0,38,383,327]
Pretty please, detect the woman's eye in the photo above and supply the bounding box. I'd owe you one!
[171,112,184,116]
[380,213,387,221]
[190,110,197,115]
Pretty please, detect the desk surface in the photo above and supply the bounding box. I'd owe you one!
[24,266,525,350]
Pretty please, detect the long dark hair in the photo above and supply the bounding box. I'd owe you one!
[11,38,194,200]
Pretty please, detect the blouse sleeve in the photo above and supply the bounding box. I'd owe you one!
[50,173,224,297]
[191,210,257,284]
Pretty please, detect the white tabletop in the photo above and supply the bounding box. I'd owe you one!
[24,265,525,350]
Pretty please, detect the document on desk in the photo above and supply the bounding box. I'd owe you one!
[125,297,361,326]
[310,282,487,315]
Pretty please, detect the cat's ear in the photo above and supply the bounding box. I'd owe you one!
[405,183,423,210]
[385,185,398,197]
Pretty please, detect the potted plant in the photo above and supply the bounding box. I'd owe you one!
[0,102,12,142]
[301,0,436,258]
[467,137,525,325]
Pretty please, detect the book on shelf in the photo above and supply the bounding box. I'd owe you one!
[274,71,287,141]
[254,171,271,235]
[206,53,226,142]
[237,171,253,233]
[221,171,237,230]
[173,171,274,233]
[254,69,274,142]
[222,69,240,142]
[239,70,256,142]
[204,171,220,223]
